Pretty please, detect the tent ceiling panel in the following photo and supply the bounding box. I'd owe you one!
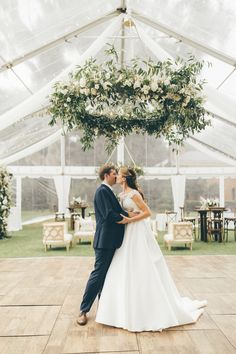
[179,142,232,168]
[191,117,236,161]
[134,20,235,92]
[0,69,30,115]
[217,71,236,96]
[0,0,119,61]
[0,115,60,160]
[131,0,236,58]
[9,139,61,167]
[0,19,115,115]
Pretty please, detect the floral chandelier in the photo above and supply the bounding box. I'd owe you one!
[49,46,210,152]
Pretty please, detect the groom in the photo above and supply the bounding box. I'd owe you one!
[77,164,132,325]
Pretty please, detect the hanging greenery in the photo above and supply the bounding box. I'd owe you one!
[0,166,12,239]
[49,46,210,152]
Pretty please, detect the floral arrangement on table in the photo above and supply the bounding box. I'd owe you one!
[0,166,12,239]
[70,196,88,209]
[48,46,210,153]
[200,196,219,209]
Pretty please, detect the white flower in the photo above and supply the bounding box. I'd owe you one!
[134,80,141,89]
[105,73,110,79]
[124,80,132,87]
[102,82,110,90]
[150,81,158,92]
[3,197,8,205]
[141,94,146,101]
[67,97,71,102]
[95,84,99,90]
[64,103,68,107]
[84,88,90,96]
[91,88,97,95]
[79,77,86,88]
[142,85,150,95]
[61,89,68,95]
[163,78,170,85]
[182,96,190,107]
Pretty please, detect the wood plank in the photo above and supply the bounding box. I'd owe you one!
[167,311,217,331]
[138,329,236,353]
[60,294,81,317]
[184,277,236,294]
[0,336,48,354]
[0,306,60,335]
[0,272,25,296]
[187,329,236,353]
[211,315,236,349]
[43,317,73,354]
[193,293,236,315]
[0,286,69,306]
[138,330,195,353]
[62,314,138,353]
[96,352,139,354]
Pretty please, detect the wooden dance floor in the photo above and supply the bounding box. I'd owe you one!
[0,255,236,353]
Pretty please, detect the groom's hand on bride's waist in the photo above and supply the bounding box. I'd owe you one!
[117,215,130,224]
[117,211,140,224]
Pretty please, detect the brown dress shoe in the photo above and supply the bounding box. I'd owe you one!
[77,312,88,326]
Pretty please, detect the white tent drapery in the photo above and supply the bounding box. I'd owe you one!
[53,176,71,214]
[171,175,186,220]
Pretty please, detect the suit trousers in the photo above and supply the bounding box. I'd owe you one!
[80,248,116,313]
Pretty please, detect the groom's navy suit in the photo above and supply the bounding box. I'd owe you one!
[80,183,128,313]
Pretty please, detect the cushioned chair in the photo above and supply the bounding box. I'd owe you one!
[74,217,95,246]
[43,221,73,252]
[164,222,194,251]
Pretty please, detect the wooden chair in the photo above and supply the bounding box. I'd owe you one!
[164,222,194,251]
[54,212,65,221]
[74,217,95,246]
[43,222,73,252]
[165,210,177,231]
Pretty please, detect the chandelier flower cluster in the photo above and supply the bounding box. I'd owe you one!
[0,166,12,239]
[49,47,210,152]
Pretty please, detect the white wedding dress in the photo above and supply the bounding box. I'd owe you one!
[96,189,207,332]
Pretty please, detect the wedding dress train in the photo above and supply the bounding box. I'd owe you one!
[96,190,207,332]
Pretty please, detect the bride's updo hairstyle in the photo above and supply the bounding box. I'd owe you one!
[119,166,144,200]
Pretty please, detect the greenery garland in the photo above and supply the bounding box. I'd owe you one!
[0,166,12,239]
[49,46,210,152]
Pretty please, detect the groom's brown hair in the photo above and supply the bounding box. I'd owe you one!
[99,164,117,181]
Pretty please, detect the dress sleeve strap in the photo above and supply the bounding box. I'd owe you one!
[129,189,140,198]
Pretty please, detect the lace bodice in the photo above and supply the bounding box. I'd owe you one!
[120,189,141,211]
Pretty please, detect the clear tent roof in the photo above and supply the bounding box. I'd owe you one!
[0,0,236,169]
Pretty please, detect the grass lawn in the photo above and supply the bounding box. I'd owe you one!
[0,221,236,258]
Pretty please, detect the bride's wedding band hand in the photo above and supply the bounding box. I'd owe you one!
[128,211,140,217]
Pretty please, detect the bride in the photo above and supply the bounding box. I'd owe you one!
[96,166,207,332]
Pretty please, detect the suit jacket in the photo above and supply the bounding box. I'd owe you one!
[93,184,128,249]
